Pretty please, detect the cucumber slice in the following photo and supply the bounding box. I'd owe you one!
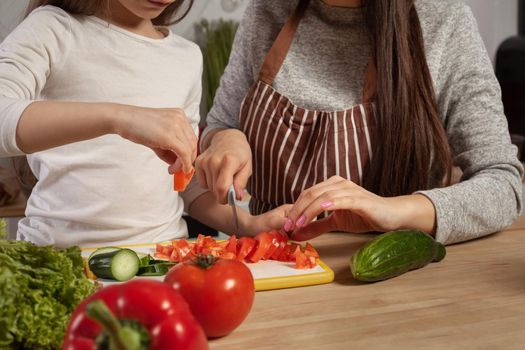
[88,249,140,281]
[88,247,121,260]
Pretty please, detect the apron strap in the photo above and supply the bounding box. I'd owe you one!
[258,0,376,103]
[258,0,311,85]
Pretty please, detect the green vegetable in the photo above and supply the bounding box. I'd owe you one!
[350,230,446,282]
[88,246,121,260]
[137,254,175,276]
[198,19,239,114]
[0,219,6,239]
[88,249,140,282]
[137,263,171,276]
[0,240,95,349]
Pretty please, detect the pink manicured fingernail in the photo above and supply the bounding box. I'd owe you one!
[296,215,306,228]
[321,201,333,209]
[284,219,292,232]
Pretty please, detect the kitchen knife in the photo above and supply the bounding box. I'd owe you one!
[228,184,240,234]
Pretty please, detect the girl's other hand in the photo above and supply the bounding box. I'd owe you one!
[195,129,252,204]
[284,176,436,241]
[240,204,292,237]
[113,105,197,173]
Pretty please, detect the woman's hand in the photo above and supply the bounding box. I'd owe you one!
[113,105,198,173]
[195,129,252,204]
[284,176,436,241]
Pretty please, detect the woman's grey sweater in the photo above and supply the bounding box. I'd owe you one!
[203,0,524,245]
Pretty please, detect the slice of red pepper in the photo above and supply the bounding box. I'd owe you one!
[62,279,208,350]
[174,167,195,192]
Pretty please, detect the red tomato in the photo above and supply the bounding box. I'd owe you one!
[225,235,238,254]
[277,242,299,262]
[247,232,274,263]
[164,256,255,338]
[173,167,195,192]
[236,237,256,262]
[304,242,320,259]
[269,230,289,243]
[293,247,306,269]
[271,241,287,260]
[156,243,174,257]
[219,251,236,260]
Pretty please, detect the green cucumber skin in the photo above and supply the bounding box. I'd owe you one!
[88,246,121,260]
[350,230,446,282]
[88,249,139,282]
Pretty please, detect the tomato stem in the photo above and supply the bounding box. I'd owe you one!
[192,254,218,269]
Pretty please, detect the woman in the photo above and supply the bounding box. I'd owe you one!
[196,0,523,245]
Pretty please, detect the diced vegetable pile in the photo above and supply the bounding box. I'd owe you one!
[155,231,320,269]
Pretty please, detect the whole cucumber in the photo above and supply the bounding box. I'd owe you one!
[350,230,446,282]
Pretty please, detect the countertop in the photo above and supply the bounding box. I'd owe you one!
[210,215,525,350]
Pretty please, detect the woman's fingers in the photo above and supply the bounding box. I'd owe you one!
[296,191,370,230]
[290,215,336,242]
[285,176,349,231]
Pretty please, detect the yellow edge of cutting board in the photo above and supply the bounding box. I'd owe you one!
[82,243,335,291]
[253,259,334,291]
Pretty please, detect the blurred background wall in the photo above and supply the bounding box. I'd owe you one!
[0,0,518,63]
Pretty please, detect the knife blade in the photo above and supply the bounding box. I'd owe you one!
[228,184,240,234]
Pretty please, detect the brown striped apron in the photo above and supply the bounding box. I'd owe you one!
[240,0,376,215]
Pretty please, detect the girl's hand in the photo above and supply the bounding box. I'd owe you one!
[284,176,436,241]
[239,204,292,237]
[195,129,252,204]
[113,105,198,173]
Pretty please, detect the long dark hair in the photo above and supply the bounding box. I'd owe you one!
[25,0,193,26]
[362,0,452,197]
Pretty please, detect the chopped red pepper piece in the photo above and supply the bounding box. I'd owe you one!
[173,167,195,192]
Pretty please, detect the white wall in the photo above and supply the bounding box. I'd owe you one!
[462,0,518,62]
[0,0,518,62]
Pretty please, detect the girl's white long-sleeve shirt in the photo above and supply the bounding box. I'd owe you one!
[0,6,205,248]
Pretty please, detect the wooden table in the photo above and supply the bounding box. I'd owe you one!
[210,215,525,350]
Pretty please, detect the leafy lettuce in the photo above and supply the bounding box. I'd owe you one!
[0,240,95,349]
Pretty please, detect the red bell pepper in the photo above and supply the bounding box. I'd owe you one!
[174,167,195,192]
[62,279,208,350]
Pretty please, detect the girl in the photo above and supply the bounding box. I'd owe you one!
[196,0,524,245]
[0,0,283,247]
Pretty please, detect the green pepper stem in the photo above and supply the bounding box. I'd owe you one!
[86,300,140,350]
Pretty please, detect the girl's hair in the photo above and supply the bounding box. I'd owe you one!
[362,0,452,197]
[26,0,194,26]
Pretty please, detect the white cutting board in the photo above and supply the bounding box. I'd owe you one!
[82,243,334,291]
